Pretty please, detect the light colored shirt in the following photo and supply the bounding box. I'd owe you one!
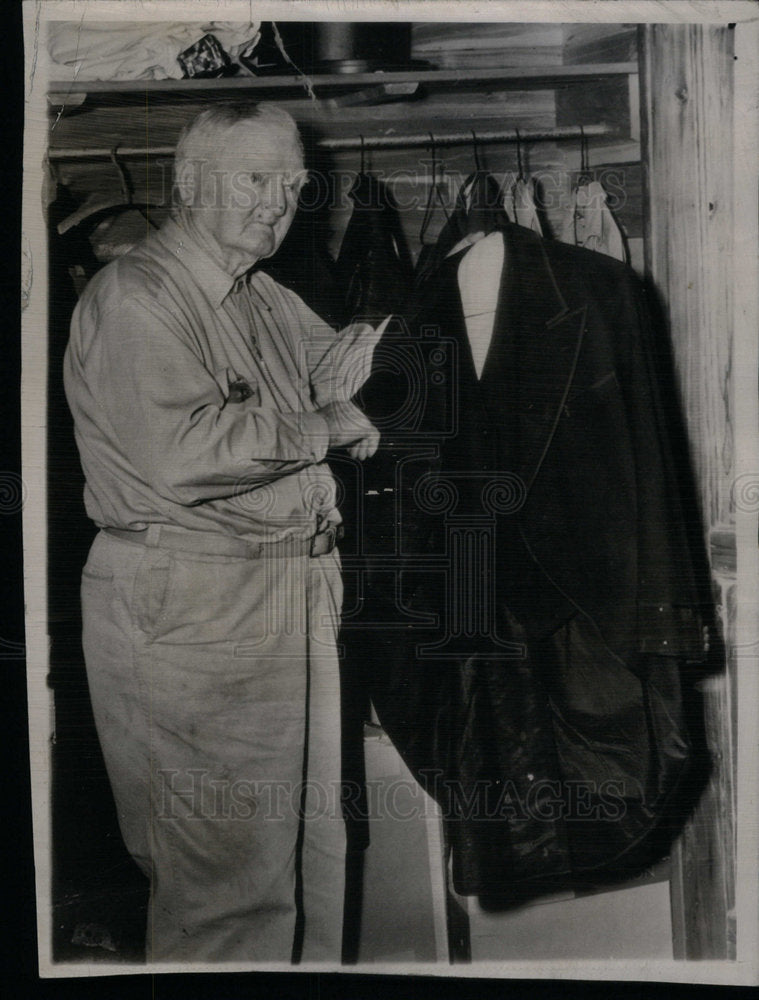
[456,231,505,379]
[560,180,627,263]
[64,216,385,541]
[510,178,544,236]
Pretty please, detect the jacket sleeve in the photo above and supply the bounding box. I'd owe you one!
[88,294,330,506]
[615,269,710,661]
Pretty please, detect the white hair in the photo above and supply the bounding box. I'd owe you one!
[173,102,304,197]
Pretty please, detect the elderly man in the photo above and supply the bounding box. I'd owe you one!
[64,103,384,964]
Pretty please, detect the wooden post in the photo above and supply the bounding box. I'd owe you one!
[640,23,737,960]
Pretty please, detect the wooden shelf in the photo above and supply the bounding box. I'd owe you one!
[48,62,639,108]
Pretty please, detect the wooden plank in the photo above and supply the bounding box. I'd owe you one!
[555,75,634,136]
[563,24,638,66]
[410,22,564,70]
[640,22,736,961]
[50,63,641,92]
[641,24,735,525]
[731,18,759,970]
[46,87,560,156]
[558,25,640,139]
[48,62,640,101]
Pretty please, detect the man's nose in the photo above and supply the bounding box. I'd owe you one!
[259,175,288,217]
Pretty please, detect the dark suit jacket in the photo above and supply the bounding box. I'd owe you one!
[356,223,711,896]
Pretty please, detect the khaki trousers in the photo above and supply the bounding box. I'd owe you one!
[81,529,346,963]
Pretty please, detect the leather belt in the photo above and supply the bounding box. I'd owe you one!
[103,522,343,559]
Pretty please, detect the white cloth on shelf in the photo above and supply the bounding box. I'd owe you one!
[47,21,260,81]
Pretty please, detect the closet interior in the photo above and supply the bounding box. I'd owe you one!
[44,20,744,966]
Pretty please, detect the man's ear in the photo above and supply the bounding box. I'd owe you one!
[174,159,197,207]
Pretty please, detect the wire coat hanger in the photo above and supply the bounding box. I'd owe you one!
[57,145,162,235]
[110,146,132,202]
[578,125,593,185]
[471,130,483,173]
[419,133,449,245]
[516,128,525,182]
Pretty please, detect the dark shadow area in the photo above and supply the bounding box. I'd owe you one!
[259,123,343,327]
[47,189,149,964]
[4,2,37,989]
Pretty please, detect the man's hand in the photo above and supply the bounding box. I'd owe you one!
[347,434,379,461]
[317,400,380,459]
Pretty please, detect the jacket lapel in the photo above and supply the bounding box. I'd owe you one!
[409,224,589,497]
[478,225,588,495]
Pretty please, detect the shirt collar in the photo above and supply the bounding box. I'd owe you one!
[157,216,240,309]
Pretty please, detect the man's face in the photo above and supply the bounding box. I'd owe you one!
[191,122,305,267]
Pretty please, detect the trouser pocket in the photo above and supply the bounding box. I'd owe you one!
[131,547,174,642]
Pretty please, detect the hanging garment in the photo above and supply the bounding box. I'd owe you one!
[334,172,413,325]
[561,179,627,263]
[330,172,414,853]
[260,212,344,329]
[415,170,509,290]
[358,221,714,898]
[88,209,160,263]
[500,172,517,224]
[349,169,504,576]
[503,176,544,235]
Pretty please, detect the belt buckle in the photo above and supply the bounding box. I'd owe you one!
[310,523,344,557]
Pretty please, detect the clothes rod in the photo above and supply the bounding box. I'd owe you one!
[321,125,611,151]
[47,124,612,161]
